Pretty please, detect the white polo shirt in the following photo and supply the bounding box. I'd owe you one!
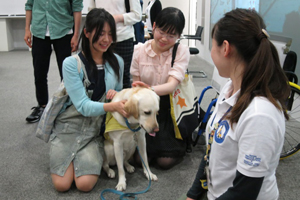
[206,80,285,200]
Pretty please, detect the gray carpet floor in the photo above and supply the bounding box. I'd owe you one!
[0,50,299,200]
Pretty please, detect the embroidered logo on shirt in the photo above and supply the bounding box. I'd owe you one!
[244,154,261,167]
[214,120,230,144]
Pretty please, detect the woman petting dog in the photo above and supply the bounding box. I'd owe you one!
[49,8,128,192]
[186,9,290,200]
[131,7,190,169]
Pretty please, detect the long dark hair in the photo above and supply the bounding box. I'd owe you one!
[212,8,290,123]
[154,7,185,35]
[80,8,120,81]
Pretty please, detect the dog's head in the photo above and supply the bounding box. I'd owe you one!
[124,87,160,133]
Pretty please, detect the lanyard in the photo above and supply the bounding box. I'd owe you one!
[204,106,232,164]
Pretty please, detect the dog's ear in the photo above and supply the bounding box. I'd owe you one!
[124,96,139,119]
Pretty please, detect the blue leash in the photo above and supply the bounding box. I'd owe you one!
[100,146,152,200]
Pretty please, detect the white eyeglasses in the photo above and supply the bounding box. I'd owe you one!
[155,28,178,40]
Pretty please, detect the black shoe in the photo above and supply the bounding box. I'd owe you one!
[26,106,45,123]
[186,143,193,153]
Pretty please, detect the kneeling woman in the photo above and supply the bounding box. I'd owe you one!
[131,7,190,169]
[49,8,128,192]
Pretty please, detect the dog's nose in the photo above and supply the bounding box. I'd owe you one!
[153,127,159,132]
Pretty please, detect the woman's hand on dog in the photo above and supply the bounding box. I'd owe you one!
[106,89,118,100]
[132,81,150,88]
[104,100,129,118]
[114,100,129,118]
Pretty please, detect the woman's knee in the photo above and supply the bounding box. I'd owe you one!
[156,157,183,170]
[51,174,73,192]
[75,174,99,192]
[51,162,74,192]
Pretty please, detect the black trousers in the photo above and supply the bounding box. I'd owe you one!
[113,38,134,89]
[186,156,207,200]
[32,35,72,106]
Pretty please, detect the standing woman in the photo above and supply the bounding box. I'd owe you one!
[145,0,162,38]
[89,0,142,89]
[186,9,290,200]
[50,8,128,192]
[131,7,190,169]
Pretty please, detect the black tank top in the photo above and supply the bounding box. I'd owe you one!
[78,52,106,101]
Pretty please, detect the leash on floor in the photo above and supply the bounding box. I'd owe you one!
[100,146,152,200]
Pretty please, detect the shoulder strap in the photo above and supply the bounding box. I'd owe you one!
[125,0,130,13]
[72,54,91,88]
[171,43,180,67]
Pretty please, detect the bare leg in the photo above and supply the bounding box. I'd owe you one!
[74,174,99,192]
[51,162,74,192]
[51,162,99,192]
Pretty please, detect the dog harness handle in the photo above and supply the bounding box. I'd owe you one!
[100,146,151,200]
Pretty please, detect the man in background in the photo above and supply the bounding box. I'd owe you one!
[24,0,83,123]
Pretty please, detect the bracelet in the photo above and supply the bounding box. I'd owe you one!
[150,86,155,92]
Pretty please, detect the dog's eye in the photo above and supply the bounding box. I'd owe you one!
[144,111,151,115]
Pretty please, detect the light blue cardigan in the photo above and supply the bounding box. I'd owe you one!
[61,53,124,116]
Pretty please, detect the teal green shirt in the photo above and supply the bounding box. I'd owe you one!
[25,0,83,40]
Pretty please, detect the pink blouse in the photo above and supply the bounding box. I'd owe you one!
[130,40,190,86]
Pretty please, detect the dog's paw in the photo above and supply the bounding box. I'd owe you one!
[116,182,126,191]
[107,169,115,178]
[125,164,135,173]
[144,171,158,181]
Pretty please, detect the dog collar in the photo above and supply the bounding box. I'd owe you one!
[124,117,141,132]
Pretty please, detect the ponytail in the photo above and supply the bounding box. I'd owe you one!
[212,8,290,125]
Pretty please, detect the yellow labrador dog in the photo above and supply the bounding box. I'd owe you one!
[103,87,160,191]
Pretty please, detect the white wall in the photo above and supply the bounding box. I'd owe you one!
[0,0,27,16]
[196,0,213,65]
